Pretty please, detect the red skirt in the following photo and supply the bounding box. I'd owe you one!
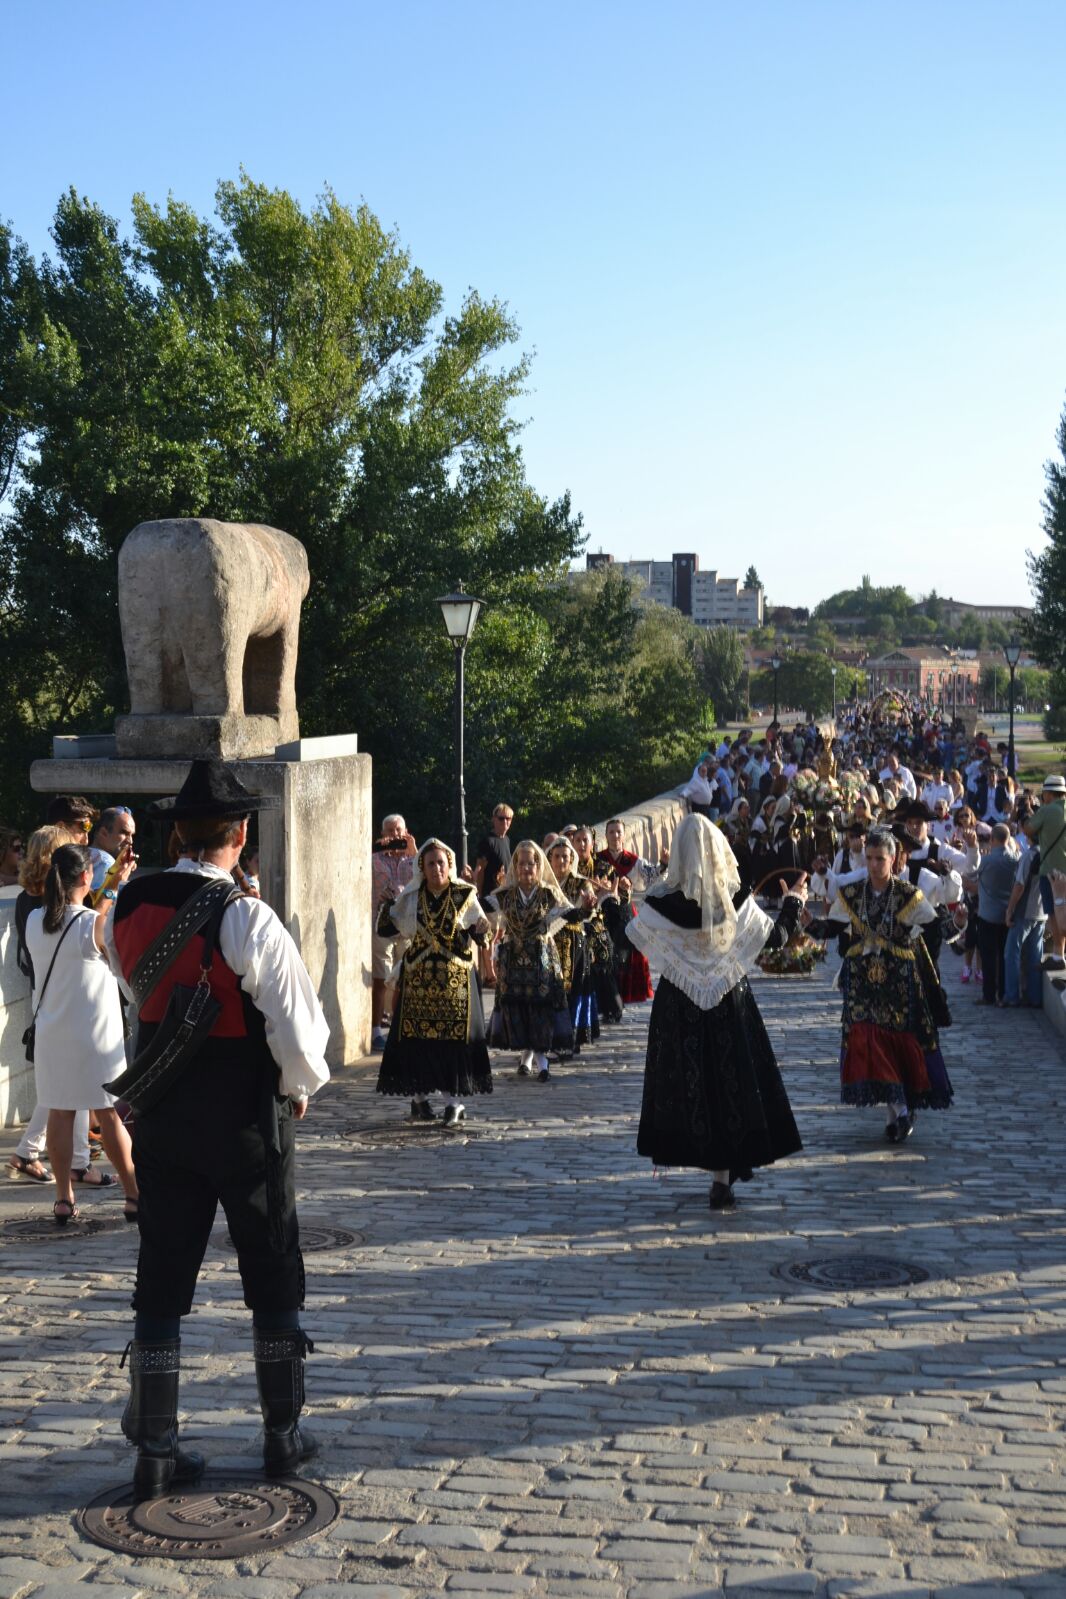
[619,947,654,1003]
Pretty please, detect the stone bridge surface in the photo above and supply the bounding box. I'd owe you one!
[2,959,1066,1599]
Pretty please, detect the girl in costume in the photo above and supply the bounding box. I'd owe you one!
[807,826,953,1144]
[594,818,666,1003]
[629,814,805,1211]
[486,841,595,1082]
[572,825,624,1024]
[546,835,600,1052]
[376,839,492,1128]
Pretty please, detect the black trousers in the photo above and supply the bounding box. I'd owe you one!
[131,1051,303,1318]
[977,918,1008,1004]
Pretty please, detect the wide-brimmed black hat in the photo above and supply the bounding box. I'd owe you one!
[146,757,281,821]
[902,799,933,823]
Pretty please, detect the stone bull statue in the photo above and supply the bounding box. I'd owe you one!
[115,518,311,760]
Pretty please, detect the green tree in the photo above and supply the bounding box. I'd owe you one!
[1027,396,1066,674]
[0,179,595,833]
[743,565,762,591]
[697,625,745,720]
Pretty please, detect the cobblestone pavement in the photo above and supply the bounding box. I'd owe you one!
[2,956,1066,1599]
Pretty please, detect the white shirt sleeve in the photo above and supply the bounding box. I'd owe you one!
[218,898,331,1100]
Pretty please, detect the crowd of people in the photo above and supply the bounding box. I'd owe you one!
[3,701,1063,1496]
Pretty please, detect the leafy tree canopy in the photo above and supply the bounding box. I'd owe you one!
[0,178,699,836]
[814,575,916,621]
[1027,396,1066,674]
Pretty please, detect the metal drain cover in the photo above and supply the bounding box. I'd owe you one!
[77,1474,338,1558]
[349,1121,484,1147]
[772,1255,930,1290]
[1,1212,125,1242]
[216,1223,362,1254]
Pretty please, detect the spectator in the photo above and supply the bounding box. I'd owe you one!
[1004,837,1047,1008]
[473,804,515,899]
[975,822,1018,1006]
[1024,775,1066,971]
[0,827,25,887]
[89,806,137,893]
[6,824,104,1187]
[682,761,716,818]
[45,795,96,841]
[371,813,417,1050]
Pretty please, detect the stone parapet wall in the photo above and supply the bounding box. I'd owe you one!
[592,786,689,867]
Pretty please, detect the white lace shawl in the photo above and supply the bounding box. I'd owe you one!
[626,894,774,1011]
[390,838,484,940]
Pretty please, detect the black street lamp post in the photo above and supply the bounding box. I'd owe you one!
[830,665,838,720]
[770,653,782,727]
[437,583,484,874]
[950,649,959,725]
[1004,636,1022,778]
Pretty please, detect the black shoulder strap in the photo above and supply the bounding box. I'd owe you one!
[31,910,90,1020]
[128,877,240,1011]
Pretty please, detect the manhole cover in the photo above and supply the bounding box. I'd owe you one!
[77,1474,338,1558]
[772,1255,930,1290]
[348,1121,484,1147]
[216,1224,362,1254]
[1,1213,125,1242]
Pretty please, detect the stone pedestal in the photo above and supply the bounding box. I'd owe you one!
[30,748,372,1067]
[115,713,294,760]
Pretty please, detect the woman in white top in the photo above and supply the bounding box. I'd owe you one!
[25,843,138,1225]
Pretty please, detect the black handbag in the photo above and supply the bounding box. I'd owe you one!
[104,878,240,1113]
[22,910,90,1063]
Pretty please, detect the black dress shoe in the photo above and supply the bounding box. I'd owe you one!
[442,1104,465,1128]
[410,1099,436,1121]
[884,1120,899,1143]
[709,1182,736,1210]
[895,1113,914,1141]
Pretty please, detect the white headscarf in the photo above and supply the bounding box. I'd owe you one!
[502,839,569,908]
[646,813,741,947]
[391,837,459,938]
[633,815,774,1012]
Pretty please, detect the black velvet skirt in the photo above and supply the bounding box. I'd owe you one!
[636,976,802,1176]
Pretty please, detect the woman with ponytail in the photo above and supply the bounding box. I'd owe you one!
[25,842,138,1224]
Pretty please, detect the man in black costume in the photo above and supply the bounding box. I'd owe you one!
[106,758,330,1498]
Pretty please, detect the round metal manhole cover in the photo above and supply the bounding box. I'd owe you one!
[216,1224,362,1254]
[347,1121,484,1147]
[77,1474,338,1558]
[1,1212,126,1242]
[772,1255,930,1290]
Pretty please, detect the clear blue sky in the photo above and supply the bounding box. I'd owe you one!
[3,0,1063,608]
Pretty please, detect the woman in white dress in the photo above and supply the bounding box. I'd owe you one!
[25,843,138,1224]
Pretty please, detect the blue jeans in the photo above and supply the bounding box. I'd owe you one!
[1004,919,1046,1005]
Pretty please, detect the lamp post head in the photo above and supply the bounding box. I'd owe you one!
[437,582,484,645]
[770,655,782,673]
[1004,636,1022,670]
[830,666,837,678]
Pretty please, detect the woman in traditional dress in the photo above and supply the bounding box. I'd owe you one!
[572,826,624,1024]
[376,838,492,1128]
[487,841,595,1082]
[630,814,805,1211]
[546,836,599,1052]
[807,826,953,1144]
[595,818,666,1004]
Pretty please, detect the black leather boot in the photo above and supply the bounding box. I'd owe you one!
[121,1339,206,1501]
[254,1329,317,1476]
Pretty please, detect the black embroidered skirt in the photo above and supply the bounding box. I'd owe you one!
[637,976,802,1176]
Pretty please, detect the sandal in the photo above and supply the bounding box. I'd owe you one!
[7,1154,51,1183]
[122,1196,139,1223]
[71,1166,116,1187]
[53,1199,80,1227]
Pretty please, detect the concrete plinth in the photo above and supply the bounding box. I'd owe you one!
[30,749,371,1067]
[114,712,292,760]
